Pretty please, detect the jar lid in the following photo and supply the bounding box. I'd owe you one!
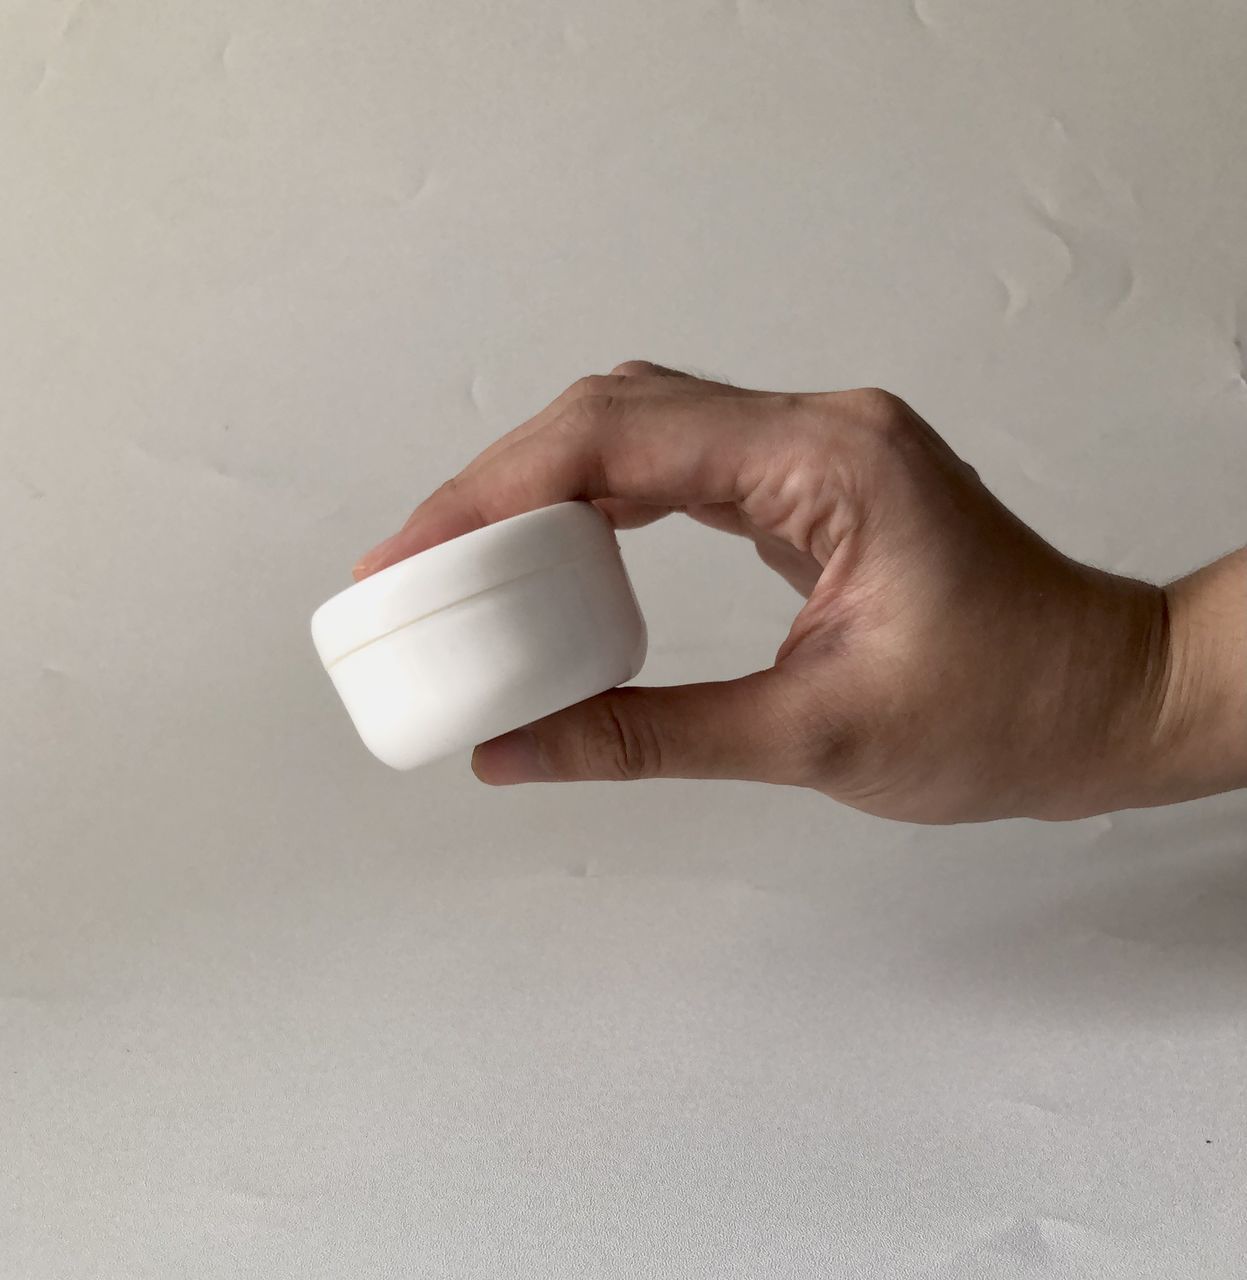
[311,501,617,668]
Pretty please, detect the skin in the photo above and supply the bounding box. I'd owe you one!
[354,362,1247,824]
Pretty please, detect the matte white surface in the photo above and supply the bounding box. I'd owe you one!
[314,504,647,769]
[310,502,630,665]
[3,2,1246,1276]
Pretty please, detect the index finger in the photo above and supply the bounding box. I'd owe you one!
[354,391,789,577]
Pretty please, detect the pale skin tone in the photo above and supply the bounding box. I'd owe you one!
[354,362,1247,824]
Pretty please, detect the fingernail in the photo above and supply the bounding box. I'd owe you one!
[472,730,549,784]
[353,532,403,579]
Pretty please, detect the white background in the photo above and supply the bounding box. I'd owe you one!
[3,1,1246,1275]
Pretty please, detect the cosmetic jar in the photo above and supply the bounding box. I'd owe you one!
[311,502,647,769]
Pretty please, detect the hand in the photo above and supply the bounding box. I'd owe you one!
[355,362,1242,823]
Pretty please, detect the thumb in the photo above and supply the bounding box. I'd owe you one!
[471,671,828,786]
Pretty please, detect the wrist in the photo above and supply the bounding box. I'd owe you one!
[1025,552,1244,820]
[1155,550,1247,804]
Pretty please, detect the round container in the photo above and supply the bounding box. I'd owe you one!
[311,502,648,769]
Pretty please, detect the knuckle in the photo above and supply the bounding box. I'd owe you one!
[852,386,909,425]
[433,472,484,520]
[562,391,621,436]
[583,696,658,780]
[433,472,461,495]
[859,387,911,430]
[841,387,916,460]
[611,359,658,377]
[567,373,622,401]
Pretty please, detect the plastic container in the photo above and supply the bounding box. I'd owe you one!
[311,501,648,769]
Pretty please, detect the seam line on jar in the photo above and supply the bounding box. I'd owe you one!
[324,547,614,671]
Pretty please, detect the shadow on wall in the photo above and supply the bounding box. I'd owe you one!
[924,797,1247,1027]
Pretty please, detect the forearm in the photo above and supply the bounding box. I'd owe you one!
[1156,548,1247,804]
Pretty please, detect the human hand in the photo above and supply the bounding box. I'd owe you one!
[355,363,1240,822]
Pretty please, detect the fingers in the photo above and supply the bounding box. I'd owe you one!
[585,363,745,531]
[356,390,787,576]
[457,369,697,478]
[471,671,829,786]
[611,360,771,398]
[590,496,676,530]
[353,363,779,577]
[451,362,734,490]
[611,359,689,379]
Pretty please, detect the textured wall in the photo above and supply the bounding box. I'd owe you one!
[3,2,1246,1275]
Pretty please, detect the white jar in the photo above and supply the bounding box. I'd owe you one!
[311,502,648,769]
